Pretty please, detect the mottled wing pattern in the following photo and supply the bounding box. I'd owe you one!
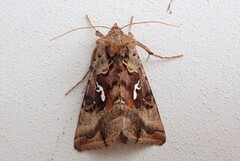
[74,26,166,151]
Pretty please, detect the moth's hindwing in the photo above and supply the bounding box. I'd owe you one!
[74,25,166,151]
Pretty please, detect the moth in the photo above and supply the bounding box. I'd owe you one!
[56,16,183,151]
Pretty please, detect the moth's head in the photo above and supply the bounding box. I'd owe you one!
[108,23,124,35]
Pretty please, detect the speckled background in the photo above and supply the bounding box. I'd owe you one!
[1,1,240,161]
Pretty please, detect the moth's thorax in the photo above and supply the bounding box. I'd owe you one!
[107,23,124,36]
[97,23,136,57]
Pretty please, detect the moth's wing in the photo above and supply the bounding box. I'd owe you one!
[123,66,166,145]
[73,70,104,151]
[74,47,110,151]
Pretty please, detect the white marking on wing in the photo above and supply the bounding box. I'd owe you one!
[133,80,141,100]
[96,82,105,102]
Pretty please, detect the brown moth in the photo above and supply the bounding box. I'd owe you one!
[60,16,183,151]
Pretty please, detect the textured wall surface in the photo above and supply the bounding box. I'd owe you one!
[1,1,240,161]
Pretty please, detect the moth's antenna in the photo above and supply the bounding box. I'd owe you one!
[121,20,179,29]
[50,25,110,41]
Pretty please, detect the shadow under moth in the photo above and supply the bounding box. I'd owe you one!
[53,16,183,151]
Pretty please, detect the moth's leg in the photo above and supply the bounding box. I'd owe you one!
[86,15,104,37]
[128,16,134,37]
[137,41,183,60]
[65,69,91,95]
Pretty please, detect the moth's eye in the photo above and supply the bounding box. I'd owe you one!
[98,55,102,58]
[133,53,136,56]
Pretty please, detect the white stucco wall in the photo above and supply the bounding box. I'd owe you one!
[1,1,240,161]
